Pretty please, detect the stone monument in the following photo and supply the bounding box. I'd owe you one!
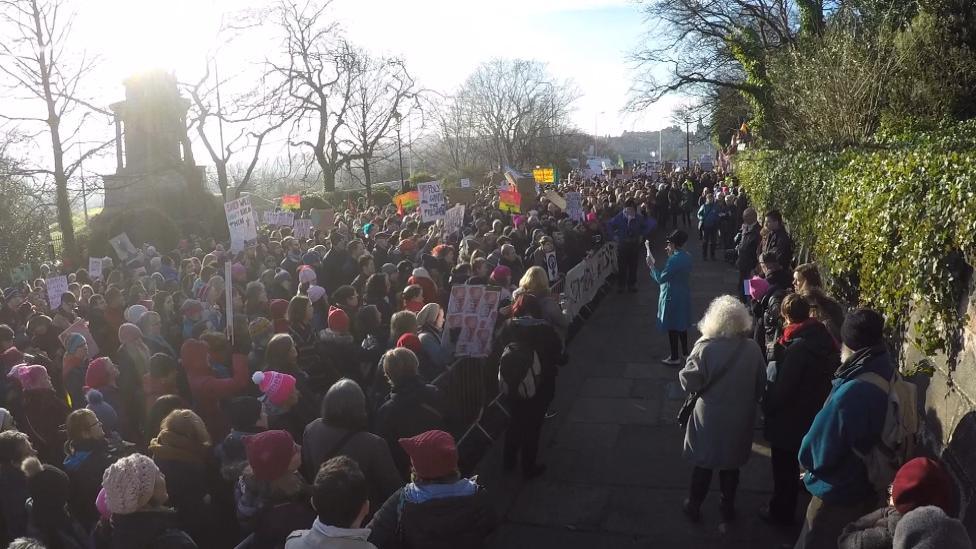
[102,70,205,211]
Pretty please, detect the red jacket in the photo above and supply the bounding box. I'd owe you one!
[181,338,249,440]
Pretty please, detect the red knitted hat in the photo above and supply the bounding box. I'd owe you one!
[244,430,298,482]
[399,430,457,479]
[892,457,954,514]
[328,306,350,333]
[397,333,423,354]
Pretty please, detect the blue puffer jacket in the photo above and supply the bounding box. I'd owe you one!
[799,345,893,504]
[608,212,655,245]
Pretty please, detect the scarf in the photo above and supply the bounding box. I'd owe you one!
[311,519,371,540]
[403,478,478,504]
[149,429,209,464]
[779,318,820,346]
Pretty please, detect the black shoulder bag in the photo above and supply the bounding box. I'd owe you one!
[677,340,746,428]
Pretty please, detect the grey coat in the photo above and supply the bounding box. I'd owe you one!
[679,335,766,470]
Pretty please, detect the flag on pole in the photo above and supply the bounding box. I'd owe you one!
[393,191,420,215]
[499,189,521,213]
[281,194,301,210]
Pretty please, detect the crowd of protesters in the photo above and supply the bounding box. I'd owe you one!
[0,164,727,549]
[672,195,971,548]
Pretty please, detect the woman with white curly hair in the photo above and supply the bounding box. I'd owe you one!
[678,295,766,525]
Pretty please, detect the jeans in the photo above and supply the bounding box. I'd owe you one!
[668,330,688,359]
[503,377,555,473]
[768,445,801,522]
[701,227,718,259]
[688,467,740,518]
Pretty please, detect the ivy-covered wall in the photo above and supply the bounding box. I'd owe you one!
[737,120,976,532]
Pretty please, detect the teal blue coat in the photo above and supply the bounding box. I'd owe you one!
[650,250,693,331]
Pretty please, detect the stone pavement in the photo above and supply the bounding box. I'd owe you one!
[479,230,805,549]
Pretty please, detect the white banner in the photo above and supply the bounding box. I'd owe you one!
[293,219,313,239]
[562,242,618,319]
[445,285,500,358]
[418,181,446,222]
[460,178,472,188]
[224,261,234,342]
[46,275,69,310]
[565,192,584,222]
[444,204,465,238]
[225,196,258,253]
[88,257,103,281]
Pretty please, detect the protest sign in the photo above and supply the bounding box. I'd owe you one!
[460,178,472,188]
[88,257,103,281]
[545,251,559,282]
[46,275,69,310]
[565,192,584,222]
[58,318,99,359]
[9,264,32,285]
[277,211,294,227]
[499,189,521,213]
[444,204,465,238]
[418,181,446,222]
[446,285,500,358]
[109,233,138,262]
[532,167,554,184]
[262,211,275,225]
[394,191,419,215]
[293,219,313,239]
[281,194,301,210]
[562,242,618,319]
[497,180,511,191]
[225,196,258,253]
[310,208,335,232]
[543,189,566,210]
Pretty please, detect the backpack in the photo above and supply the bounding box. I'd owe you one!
[498,340,543,400]
[852,369,920,493]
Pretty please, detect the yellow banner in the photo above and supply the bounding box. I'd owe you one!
[532,168,554,184]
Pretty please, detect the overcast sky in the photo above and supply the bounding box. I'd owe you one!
[76,0,684,138]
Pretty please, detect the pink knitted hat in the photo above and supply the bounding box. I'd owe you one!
[118,323,143,346]
[298,265,317,284]
[101,453,159,515]
[8,364,52,391]
[252,371,296,406]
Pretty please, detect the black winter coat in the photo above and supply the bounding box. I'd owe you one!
[837,506,901,549]
[762,227,794,268]
[373,377,448,479]
[63,438,117,530]
[104,509,197,549]
[367,486,497,549]
[752,267,793,357]
[735,223,761,275]
[763,320,838,449]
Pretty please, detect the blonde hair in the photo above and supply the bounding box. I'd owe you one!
[160,409,212,447]
[519,266,550,295]
[66,409,98,443]
[698,295,753,338]
[390,310,418,342]
[382,348,419,386]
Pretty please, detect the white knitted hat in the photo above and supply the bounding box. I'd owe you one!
[102,453,159,514]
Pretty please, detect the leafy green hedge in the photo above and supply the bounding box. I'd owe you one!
[737,121,976,357]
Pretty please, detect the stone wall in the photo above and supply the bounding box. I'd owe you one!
[902,294,976,536]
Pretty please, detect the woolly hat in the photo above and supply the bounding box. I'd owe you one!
[307,285,327,304]
[381,263,397,276]
[411,267,431,280]
[86,389,119,434]
[118,323,143,346]
[269,299,289,319]
[748,276,770,301]
[416,303,441,328]
[124,304,148,324]
[9,364,52,392]
[397,333,423,354]
[892,457,954,515]
[248,317,273,341]
[101,454,160,515]
[244,430,298,482]
[225,396,263,431]
[585,212,598,223]
[490,265,512,284]
[2,287,22,300]
[65,332,87,354]
[298,265,318,284]
[893,505,972,549]
[231,263,247,282]
[274,270,291,284]
[301,251,322,266]
[665,229,688,247]
[841,308,885,351]
[252,371,296,407]
[85,357,116,390]
[0,347,23,370]
[327,306,350,334]
[0,408,14,432]
[399,430,458,479]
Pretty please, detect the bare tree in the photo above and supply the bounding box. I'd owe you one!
[0,0,114,262]
[464,59,578,169]
[346,50,417,202]
[268,0,360,193]
[430,92,481,177]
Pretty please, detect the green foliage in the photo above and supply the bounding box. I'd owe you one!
[371,190,392,208]
[408,172,437,186]
[738,121,976,358]
[301,194,333,210]
[725,27,773,141]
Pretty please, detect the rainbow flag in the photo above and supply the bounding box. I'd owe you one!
[281,194,301,210]
[394,191,420,215]
[499,189,521,213]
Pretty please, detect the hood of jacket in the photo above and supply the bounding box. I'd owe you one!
[782,319,837,355]
[320,328,354,345]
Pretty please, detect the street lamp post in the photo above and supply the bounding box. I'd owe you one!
[392,110,405,193]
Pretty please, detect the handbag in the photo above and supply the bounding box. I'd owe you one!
[677,340,746,428]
